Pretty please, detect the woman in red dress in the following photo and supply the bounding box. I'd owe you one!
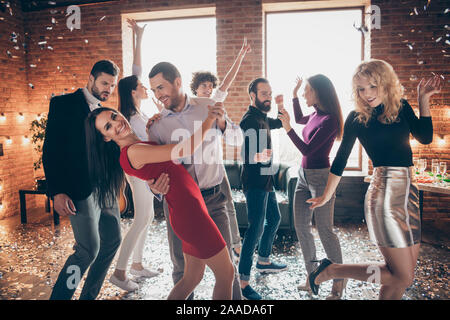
[85,105,234,300]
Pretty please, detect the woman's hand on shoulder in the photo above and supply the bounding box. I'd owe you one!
[146,113,162,133]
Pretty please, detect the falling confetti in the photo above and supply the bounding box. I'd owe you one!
[407,44,414,50]
[48,1,56,5]
[414,7,419,15]
[436,37,442,42]
[445,8,449,14]
[10,32,18,43]
[84,39,89,44]
[446,40,450,46]
[410,75,418,81]
[30,64,36,68]
[46,26,53,30]
[52,17,56,24]
[100,16,106,21]
[28,83,34,89]
[47,46,53,50]
[38,41,47,45]
[6,50,12,58]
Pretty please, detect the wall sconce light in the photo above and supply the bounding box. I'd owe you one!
[23,135,30,144]
[0,113,5,121]
[437,134,446,147]
[5,136,12,144]
[18,112,25,122]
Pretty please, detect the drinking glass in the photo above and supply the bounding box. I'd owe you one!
[432,159,439,168]
[413,158,420,175]
[440,161,447,186]
[419,159,427,178]
[432,163,440,185]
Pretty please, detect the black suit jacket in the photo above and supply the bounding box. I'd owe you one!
[42,89,93,200]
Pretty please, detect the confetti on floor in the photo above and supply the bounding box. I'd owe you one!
[0,209,448,300]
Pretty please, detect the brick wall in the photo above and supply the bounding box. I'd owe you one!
[0,0,448,235]
[0,0,37,219]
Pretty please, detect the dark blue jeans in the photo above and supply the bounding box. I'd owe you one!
[238,189,281,281]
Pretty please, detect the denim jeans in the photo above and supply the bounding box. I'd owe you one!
[238,188,281,281]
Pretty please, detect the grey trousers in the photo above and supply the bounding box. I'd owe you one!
[293,167,343,277]
[50,193,122,300]
[220,173,242,249]
[163,188,242,300]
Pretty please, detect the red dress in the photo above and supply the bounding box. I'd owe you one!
[119,141,226,259]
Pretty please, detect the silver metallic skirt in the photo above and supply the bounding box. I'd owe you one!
[364,166,420,248]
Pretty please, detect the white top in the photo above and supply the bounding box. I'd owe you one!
[211,89,228,103]
[82,87,101,111]
[129,112,150,141]
[128,64,149,141]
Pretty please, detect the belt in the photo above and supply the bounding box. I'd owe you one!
[200,184,221,197]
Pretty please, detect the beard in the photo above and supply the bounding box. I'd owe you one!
[165,87,183,111]
[91,82,110,102]
[255,96,271,113]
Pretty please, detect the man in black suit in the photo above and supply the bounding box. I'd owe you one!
[43,60,122,300]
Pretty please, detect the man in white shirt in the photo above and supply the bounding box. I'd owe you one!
[148,61,244,299]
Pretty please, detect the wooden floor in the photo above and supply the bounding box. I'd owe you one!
[0,206,448,300]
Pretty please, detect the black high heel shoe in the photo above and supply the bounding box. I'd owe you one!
[308,258,333,295]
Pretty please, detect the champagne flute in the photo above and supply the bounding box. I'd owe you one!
[413,158,419,175]
[419,159,427,178]
[432,163,440,185]
[440,161,447,186]
[432,159,439,170]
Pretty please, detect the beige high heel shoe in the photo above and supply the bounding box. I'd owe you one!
[326,278,348,300]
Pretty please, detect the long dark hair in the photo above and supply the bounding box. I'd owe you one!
[307,74,344,140]
[118,75,139,121]
[85,107,124,208]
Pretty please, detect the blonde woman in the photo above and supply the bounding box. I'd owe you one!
[307,59,440,300]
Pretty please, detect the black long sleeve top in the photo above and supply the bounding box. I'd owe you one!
[239,105,283,191]
[330,99,433,176]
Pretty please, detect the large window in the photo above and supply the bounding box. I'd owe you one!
[266,8,364,171]
[132,16,216,116]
